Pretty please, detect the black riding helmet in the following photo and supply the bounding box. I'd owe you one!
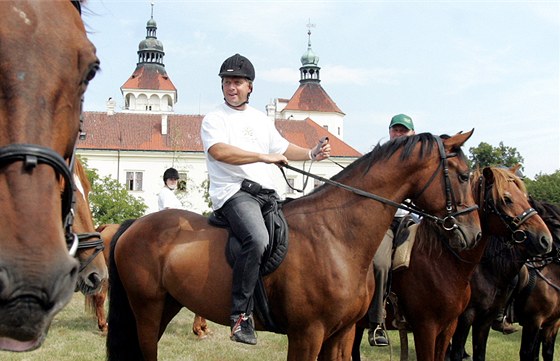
[219,54,255,81]
[163,167,179,183]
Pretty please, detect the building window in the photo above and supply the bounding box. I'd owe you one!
[126,171,143,191]
[286,178,296,194]
[323,125,329,131]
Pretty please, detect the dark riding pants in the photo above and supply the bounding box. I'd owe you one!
[218,189,273,316]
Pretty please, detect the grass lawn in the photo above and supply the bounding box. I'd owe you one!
[1,293,556,360]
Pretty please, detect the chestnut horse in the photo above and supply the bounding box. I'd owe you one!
[352,166,552,361]
[106,131,482,361]
[85,223,120,333]
[0,0,98,352]
[73,159,108,297]
[513,198,560,361]
[450,194,554,361]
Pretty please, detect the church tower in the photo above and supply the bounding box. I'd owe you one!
[120,3,177,113]
[271,23,345,140]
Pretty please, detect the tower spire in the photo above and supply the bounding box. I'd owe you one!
[300,20,320,83]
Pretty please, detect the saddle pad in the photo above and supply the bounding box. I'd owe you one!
[392,223,419,271]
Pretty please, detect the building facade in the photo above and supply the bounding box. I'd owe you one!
[77,9,361,216]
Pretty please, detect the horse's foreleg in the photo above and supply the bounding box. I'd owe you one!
[519,325,541,361]
[412,325,438,361]
[318,324,356,361]
[471,322,491,361]
[94,290,108,333]
[351,325,365,361]
[541,329,557,361]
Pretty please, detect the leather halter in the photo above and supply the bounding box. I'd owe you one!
[76,232,105,272]
[281,135,478,232]
[477,174,537,243]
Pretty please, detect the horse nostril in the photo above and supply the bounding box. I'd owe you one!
[87,273,102,288]
[475,231,482,244]
[541,235,553,253]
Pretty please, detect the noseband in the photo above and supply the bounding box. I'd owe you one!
[478,174,537,244]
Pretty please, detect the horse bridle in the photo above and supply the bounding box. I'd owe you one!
[477,174,537,244]
[0,143,79,255]
[280,135,478,232]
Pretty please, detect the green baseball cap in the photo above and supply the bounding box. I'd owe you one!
[389,114,414,131]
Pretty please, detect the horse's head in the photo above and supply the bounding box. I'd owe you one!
[0,1,98,351]
[474,166,552,257]
[72,159,108,296]
[405,130,482,251]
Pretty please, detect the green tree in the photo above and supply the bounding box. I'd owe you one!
[80,158,147,225]
[468,141,524,170]
[525,170,560,204]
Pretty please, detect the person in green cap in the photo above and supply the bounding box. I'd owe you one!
[367,114,415,347]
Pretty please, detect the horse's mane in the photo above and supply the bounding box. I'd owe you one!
[414,218,449,256]
[472,167,527,205]
[74,158,92,197]
[327,133,443,185]
[529,196,560,245]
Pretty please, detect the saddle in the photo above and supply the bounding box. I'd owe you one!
[208,182,289,333]
[391,215,419,271]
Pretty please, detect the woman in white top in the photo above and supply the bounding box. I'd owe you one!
[158,167,182,210]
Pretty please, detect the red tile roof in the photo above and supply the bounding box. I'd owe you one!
[283,82,344,115]
[78,112,361,157]
[120,64,177,92]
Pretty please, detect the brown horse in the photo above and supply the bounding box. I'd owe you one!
[84,223,120,333]
[514,199,560,361]
[449,193,554,361]
[352,166,552,361]
[106,131,482,361]
[73,159,108,296]
[0,0,98,352]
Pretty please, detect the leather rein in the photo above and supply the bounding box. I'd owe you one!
[280,136,478,232]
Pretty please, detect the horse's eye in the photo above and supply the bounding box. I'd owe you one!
[458,172,469,183]
[84,63,100,85]
[503,196,513,205]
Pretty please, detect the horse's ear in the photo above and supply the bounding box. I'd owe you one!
[443,129,474,150]
[510,164,521,174]
[482,167,494,184]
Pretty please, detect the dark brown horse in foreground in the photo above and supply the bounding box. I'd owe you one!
[0,0,98,352]
[107,131,482,361]
[352,167,552,361]
[514,199,560,361]
[450,194,554,361]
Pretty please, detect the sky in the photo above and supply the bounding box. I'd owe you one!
[81,0,559,179]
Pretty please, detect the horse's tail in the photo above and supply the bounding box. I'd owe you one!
[106,219,142,361]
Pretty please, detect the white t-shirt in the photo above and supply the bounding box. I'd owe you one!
[158,186,183,210]
[201,103,289,210]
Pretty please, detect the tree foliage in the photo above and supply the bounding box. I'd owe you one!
[80,159,147,225]
[468,141,524,170]
[525,170,560,205]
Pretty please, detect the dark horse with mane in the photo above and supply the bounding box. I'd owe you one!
[106,131,482,361]
[513,198,560,361]
[450,193,554,361]
[352,166,552,361]
[0,0,98,352]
